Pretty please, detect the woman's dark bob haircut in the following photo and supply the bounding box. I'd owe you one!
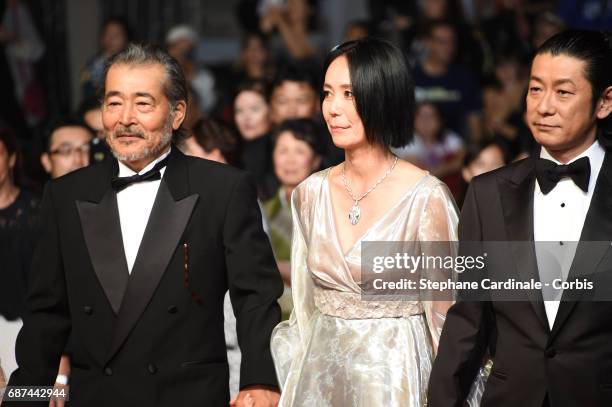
[322,37,415,149]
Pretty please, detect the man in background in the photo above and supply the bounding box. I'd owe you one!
[78,98,111,164]
[413,19,483,142]
[40,118,93,179]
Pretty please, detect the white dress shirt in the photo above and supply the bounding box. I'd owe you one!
[116,150,170,273]
[534,140,605,325]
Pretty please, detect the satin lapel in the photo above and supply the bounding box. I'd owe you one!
[550,152,612,339]
[105,179,198,362]
[498,159,550,330]
[76,159,129,315]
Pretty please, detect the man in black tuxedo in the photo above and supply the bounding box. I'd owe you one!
[428,30,612,407]
[5,44,283,406]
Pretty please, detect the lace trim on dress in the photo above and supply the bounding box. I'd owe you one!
[313,286,424,319]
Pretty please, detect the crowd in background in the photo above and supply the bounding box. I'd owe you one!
[1,0,611,395]
[3,0,611,199]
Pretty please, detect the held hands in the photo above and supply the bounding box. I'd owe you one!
[230,385,280,407]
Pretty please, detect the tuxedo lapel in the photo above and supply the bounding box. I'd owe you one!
[550,152,612,339]
[77,191,130,314]
[497,158,550,330]
[76,159,129,315]
[106,149,199,362]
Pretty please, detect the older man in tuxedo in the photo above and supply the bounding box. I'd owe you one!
[5,44,282,407]
[428,30,612,407]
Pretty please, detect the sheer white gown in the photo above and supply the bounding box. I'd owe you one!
[271,168,459,406]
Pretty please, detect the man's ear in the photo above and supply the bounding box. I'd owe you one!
[172,100,187,130]
[596,86,612,120]
[41,153,52,174]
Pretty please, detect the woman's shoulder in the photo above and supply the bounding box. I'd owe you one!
[414,175,459,225]
[292,168,331,202]
[418,174,455,199]
[386,161,453,207]
[290,168,332,226]
[395,163,456,209]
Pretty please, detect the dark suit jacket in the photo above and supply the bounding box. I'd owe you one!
[5,148,283,406]
[428,151,612,407]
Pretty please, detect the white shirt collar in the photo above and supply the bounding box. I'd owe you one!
[540,139,603,164]
[539,139,606,194]
[117,148,171,177]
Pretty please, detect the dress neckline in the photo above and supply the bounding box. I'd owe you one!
[324,168,430,258]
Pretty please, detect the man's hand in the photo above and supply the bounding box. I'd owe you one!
[49,354,70,407]
[48,383,69,407]
[230,385,280,407]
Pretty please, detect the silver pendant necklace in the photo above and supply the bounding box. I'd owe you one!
[341,155,399,225]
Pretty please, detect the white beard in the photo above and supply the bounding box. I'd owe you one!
[110,117,174,163]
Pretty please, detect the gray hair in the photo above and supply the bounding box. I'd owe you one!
[102,43,188,139]
[101,43,188,107]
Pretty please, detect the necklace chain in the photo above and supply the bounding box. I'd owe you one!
[341,155,398,204]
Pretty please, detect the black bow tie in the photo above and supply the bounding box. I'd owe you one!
[111,155,169,192]
[535,156,591,194]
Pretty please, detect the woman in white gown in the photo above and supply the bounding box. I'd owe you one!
[271,38,459,406]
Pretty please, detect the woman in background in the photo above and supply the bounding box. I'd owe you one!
[264,118,322,316]
[80,17,131,100]
[457,136,510,206]
[0,123,39,381]
[178,117,239,166]
[461,137,510,184]
[394,102,465,200]
[482,51,529,158]
[271,38,458,406]
[233,31,275,83]
[233,81,276,199]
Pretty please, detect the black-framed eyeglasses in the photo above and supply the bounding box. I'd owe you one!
[49,143,91,157]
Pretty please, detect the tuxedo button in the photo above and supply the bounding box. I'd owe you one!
[167,305,178,314]
[104,367,113,376]
[83,306,93,315]
[147,363,158,374]
[545,348,556,358]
